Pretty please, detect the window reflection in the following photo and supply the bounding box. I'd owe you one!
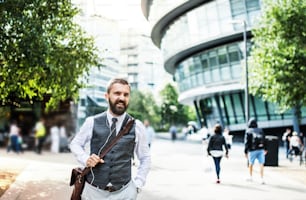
[175,42,244,92]
[160,0,261,59]
[199,92,295,126]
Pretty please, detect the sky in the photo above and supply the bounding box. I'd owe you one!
[83,0,150,32]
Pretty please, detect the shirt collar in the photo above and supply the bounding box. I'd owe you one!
[106,109,126,125]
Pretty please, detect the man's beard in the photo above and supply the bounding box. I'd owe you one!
[109,99,128,115]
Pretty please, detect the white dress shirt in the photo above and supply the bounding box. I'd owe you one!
[70,110,151,188]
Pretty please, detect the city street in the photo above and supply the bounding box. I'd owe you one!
[138,138,306,200]
[0,136,305,200]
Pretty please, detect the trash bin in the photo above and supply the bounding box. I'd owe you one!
[264,135,279,166]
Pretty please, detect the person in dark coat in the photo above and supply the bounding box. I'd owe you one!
[244,118,267,184]
[207,123,229,184]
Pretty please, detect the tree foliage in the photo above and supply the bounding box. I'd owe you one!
[127,90,161,129]
[127,85,195,131]
[159,83,195,129]
[0,0,100,110]
[249,0,306,114]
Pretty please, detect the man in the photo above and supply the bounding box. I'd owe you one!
[244,118,267,184]
[282,128,292,158]
[169,125,177,141]
[143,119,155,148]
[223,127,233,149]
[7,120,21,153]
[70,78,151,200]
[34,117,46,154]
[288,131,304,159]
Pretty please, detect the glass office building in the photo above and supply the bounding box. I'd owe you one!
[141,0,306,134]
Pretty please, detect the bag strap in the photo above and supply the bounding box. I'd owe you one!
[80,117,135,177]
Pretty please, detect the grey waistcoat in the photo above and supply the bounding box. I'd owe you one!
[86,112,136,190]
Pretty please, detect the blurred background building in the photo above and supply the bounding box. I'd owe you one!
[141,0,306,137]
[74,0,121,127]
[120,28,172,103]
[73,0,172,129]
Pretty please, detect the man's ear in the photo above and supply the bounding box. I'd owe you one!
[104,93,108,101]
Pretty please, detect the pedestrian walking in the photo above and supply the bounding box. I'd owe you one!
[50,121,60,153]
[282,128,292,158]
[70,78,151,200]
[169,125,177,142]
[223,127,233,149]
[34,116,46,154]
[59,122,69,152]
[207,123,229,184]
[244,118,267,184]
[143,119,155,148]
[7,120,21,154]
[288,131,304,161]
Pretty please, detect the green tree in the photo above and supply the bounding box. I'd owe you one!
[249,0,306,131]
[160,83,195,130]
[127,90,147,121]
[142,92,161,128]
[0,0,99,110]
[127,90,161,129]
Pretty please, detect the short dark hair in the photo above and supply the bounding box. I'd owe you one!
[106,78,130,93]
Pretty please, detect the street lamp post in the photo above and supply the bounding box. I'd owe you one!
[231,20,249,126]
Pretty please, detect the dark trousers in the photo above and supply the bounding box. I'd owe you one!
[213,157,222,179]
[171,132,176,141]
[36,137,45,154]
[7,135,20,153]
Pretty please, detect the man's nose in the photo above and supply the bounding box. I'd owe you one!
[118,94,126,100]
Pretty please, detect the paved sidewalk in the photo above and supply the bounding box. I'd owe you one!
[0,137,305,200]
[0,151,77,200]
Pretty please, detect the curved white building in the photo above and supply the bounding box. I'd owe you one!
[141,0,306,136]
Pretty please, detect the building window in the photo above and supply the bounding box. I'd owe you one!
[230,0,246,17]
[128,73,138,84]
[128,54,138,63]
[246,0,260,12]
[230,0,261,26]
[201,54,209,69]
[175,41,248,92]
[209,51,218,68]
[253,96,268,121]
[128,63,138,67]
[80,98,86,106]
[228,44,241,63]
[218,48,228,66]
[222,94,235,125]
[232,93,245,124]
